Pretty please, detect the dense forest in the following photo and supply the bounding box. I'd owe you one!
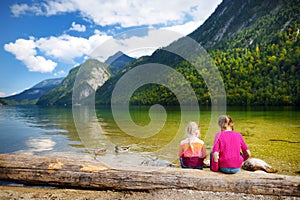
[96,0,300,106]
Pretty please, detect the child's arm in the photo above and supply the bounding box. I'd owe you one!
[201,144,207,159]
[178,144,184,158]
[240,134,250,161]
[242,149,250,161]
[211,151,219,172]
[211,139,220,172]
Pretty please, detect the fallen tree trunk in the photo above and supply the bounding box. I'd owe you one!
[0,154,299,197]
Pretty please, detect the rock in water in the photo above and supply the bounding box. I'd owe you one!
[242,158,277,173]
[140,157,174,167]
[115,145,130,153]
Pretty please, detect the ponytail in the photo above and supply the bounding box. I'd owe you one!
[218,115,234,131]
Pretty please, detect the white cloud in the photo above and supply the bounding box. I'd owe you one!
[37,34,90,63]
[4,32,112,72]
[90,28,185,61]
[4,20,208,74]
[11,0,222,28]
[6,0,222,73]
[89,22,206,60]
[36,33,112,63]
[163,21,202,36]
[70,21,86,32]
[26,55,57,73]
[4,38,36,60]
[4,38,57,73]
[0,92,6,97]
[54,70,66,76]
[10,3,43,17]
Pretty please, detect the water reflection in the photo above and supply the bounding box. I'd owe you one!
[15,137,56,154]
[0,106,82,155]
[0,105,299,175]
[72,105,178,168]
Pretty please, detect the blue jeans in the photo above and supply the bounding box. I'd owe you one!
[179,158,203,170]
[219,167,240,174]
[209,152,240,174]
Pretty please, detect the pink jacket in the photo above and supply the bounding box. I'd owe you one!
[211,131,249,172]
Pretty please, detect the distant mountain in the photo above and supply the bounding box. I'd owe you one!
[32,78,64,89]
[95,0,300,106]
[36,59,110,106]
[105,51,136,75]
[0,78,63,105]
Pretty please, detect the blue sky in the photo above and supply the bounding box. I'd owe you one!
[0,0,221,97]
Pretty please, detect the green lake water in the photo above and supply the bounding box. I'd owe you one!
[0,105,299,176]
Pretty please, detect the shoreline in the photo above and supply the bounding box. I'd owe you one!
[0,185,298,200]
[1,154,299,199]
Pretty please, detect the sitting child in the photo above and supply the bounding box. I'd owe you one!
[211,115,250,174]
[178,121,207,169]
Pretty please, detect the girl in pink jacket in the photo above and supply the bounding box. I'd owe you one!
[211,115,250,174]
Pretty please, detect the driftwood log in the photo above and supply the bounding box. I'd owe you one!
[0,154,299,197]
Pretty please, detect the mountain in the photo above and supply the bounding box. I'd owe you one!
[105,51,136,75]
[32,78,64,89]
[33,0,300,107]
[0,78,63,105]
[95,0,300,106]
[189,0,285,49]
[36,51,135,107]
[36,59,110,106]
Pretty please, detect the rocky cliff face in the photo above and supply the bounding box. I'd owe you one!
[37,59,110,106]
[72,59,110,105]
[189,0,284,49]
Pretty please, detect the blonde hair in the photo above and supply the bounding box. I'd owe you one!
[218,115,234,131]
[186,121,200,137]
[185,121,200,155]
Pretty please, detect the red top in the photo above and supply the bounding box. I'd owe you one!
[178,136,207,167]
[211,131,249,172]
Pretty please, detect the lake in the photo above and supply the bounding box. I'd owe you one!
[0,105,299,176]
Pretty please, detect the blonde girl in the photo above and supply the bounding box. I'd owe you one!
[178,121,207,169]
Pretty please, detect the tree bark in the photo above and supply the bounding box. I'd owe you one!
[0,154,299,197]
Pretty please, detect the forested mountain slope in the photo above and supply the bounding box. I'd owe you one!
[96,0,300,106]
